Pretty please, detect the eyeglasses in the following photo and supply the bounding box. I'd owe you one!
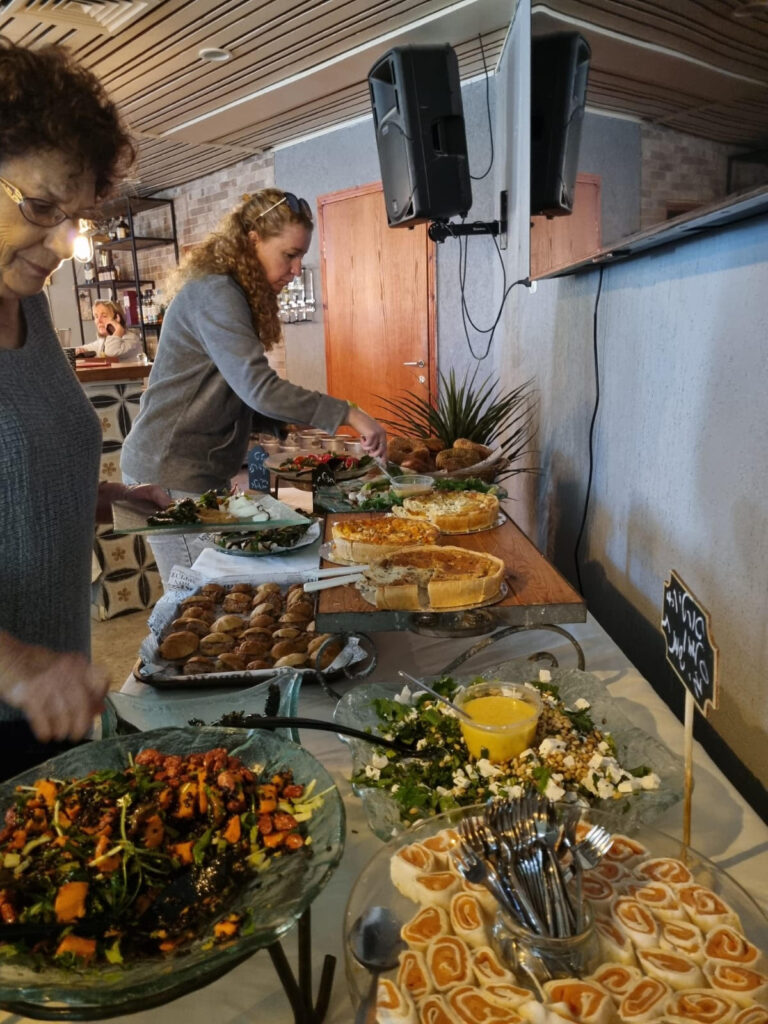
[0,175,96,233]
[255,191,312,221]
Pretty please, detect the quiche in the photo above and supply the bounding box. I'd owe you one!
[361,545,505,610]
[330,515,440,563]
[392,490,499,534]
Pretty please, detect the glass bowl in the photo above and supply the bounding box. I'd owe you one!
[453,680,542,762]
[343,804,768,1013]
[333,663,684,841]
[390,474,434,497]
[343,440,363,457]
[0,727,345,1019]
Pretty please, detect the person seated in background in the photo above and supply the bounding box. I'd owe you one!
[76,299,143,360]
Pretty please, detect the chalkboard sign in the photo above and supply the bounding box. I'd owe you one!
[661,571,719,715]
[247,445,270,492]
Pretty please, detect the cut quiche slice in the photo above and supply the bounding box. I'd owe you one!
[361,545,505,610]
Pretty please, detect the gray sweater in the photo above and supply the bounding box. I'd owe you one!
[0,294,101,720]
[121,274,349,491]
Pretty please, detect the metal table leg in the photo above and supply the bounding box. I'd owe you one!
[266,907,336,1024]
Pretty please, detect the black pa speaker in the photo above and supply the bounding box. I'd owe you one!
[368,44,472,227]
[531,33,591,217]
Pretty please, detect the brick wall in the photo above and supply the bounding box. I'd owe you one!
[120,152,288,373]
[640,123,732,228]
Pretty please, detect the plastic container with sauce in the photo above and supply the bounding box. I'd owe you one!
[390,474,434,497]
[454,681,542,762]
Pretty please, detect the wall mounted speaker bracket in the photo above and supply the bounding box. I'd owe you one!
[427,219,506,243]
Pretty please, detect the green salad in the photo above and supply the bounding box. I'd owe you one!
[350,673,660,826]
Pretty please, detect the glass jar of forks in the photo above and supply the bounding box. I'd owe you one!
[492,902,601,983]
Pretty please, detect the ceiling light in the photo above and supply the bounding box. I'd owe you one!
[198,46,232,63]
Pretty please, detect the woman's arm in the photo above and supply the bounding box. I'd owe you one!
[344,405,387,458]
[0,631,110,741]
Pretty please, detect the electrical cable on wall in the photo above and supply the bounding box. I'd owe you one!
[573,265,605,594]
[470,33,494,181]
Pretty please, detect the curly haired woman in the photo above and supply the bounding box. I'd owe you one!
[0,38,167,774]
[121,188,387,582]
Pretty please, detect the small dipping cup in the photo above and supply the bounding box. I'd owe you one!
[454,681,542,762]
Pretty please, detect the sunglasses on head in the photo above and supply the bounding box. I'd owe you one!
[256,191,312,220]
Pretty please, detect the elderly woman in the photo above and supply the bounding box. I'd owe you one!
[0,38,167,777]
[76,299,144,361]
[121,188,388,583]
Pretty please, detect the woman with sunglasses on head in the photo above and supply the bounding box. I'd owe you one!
[0,38,168,778]
[121,188,388,583]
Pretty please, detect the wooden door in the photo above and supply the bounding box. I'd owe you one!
[318,183,435,428]
[530,173,602,278]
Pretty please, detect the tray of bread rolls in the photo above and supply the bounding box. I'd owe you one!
[135,570,372,688]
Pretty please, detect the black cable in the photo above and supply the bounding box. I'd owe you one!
[470,34,494,181]
[573,265,605,594]
[457,225,528,361]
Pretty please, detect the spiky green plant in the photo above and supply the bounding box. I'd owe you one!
[376,368,538,477]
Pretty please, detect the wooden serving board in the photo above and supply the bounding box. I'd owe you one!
[315,512,586,633]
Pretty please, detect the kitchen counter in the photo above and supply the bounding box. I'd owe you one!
[75,359,152,383]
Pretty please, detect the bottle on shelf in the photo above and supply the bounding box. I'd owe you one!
[115,217,130,240]
[83,260,95,284]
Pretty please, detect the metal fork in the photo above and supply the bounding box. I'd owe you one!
[451,841,522,922]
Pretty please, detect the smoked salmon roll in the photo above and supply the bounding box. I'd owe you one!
[392,843,437,897]
[677,884,742,932]
[636,948,705,990]
[612,896,660,949]
[664,987,739,1023]
[590,962,643,998]
[542,979,616,1024]
[484,981,535,1008]
[658,919,706,964]
[582,874,617,910]
[592,860,630,888]
[458,875,498,916]
[594,914,638,965]
[703,963,768,1008]
[704,925,765,971]
[424,934,474,992]
[733,1005,768,1024]
[417,992,463,1024]
[449,892,489,949]
[471,945,517,986]
[398,948,433,1001]
[446,984,525,1023]
[633,857,694,890]
[422,829,460,867]
[410,871,461,910]
[618,976,672,1022]
[605,834,649,868]
[631,880,687,923]
[376,978,418,1024]
[401,905,451,953]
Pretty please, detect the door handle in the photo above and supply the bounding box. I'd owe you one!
[403,360,425,368]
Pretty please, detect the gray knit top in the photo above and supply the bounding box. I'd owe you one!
[0,294,101,721]
[121,274,349,492]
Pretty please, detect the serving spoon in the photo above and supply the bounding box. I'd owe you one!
[397,669,473,721]
[350,905,405,1024]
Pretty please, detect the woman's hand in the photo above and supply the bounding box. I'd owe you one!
[95,482,171,524]
[0,632,110,742]
[346,407,388,459]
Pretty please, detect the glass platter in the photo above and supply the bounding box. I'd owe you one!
[343,804,768,1011]
[334,665,684,841]
[357,579,509,613]
[213,519,321,557]
[266,454,372,482]
[0,727,345,1020]
[112,493,310,537]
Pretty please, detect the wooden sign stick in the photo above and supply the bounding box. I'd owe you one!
[683,690,694,849]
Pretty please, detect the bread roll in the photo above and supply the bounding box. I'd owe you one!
[314,643,343,669]
[279,610,311,625]
[199,631,236,655]
[237,639,271,658]
[249,613,276,629]
[270,638,308,660]
[274,652,307,668]
[159,631,199,660]
[182,656,217,675]
[271,626,302,640]
[180,595,216,613]
[453,438,492,459]
[246,658,274,671]
[255,582,282,596]
[199,583,226,602]
[228,582,254,595]
[211,614,245,635]
[241,626,273,640]
[215,652,247,672]
[222,592,251,613]
[306,633,333,655]
[435,447,480,471]
[170,617,209,637]
[180,607,216,625]
[251,601,279,618]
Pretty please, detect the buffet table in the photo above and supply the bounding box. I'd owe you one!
[1,616,755,1024]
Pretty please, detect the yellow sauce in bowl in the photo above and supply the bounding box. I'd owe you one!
[459,693,540,762]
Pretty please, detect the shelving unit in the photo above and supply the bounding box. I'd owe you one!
[71,196,179,354]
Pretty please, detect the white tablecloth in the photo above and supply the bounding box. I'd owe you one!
[2,616,766,1024]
